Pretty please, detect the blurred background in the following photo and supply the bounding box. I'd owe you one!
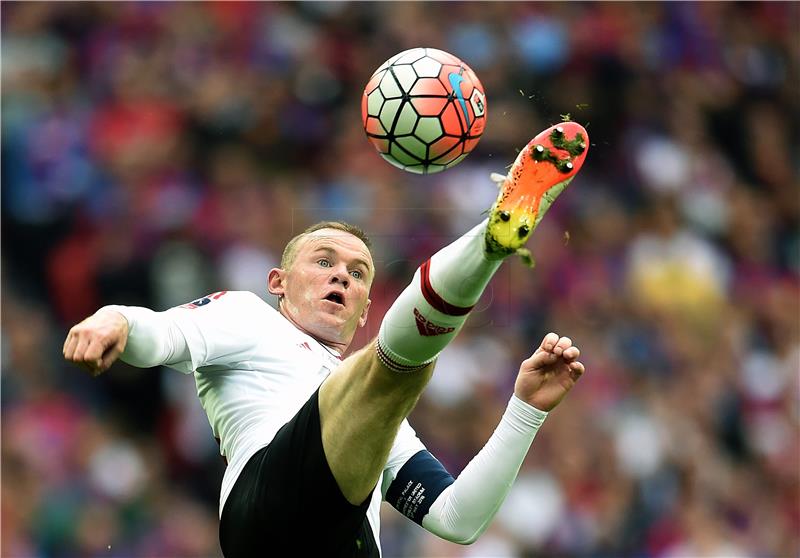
[2,2,798,557]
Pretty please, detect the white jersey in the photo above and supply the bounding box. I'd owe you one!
[149,291,426,544]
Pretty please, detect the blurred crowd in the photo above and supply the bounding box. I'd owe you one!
[2,2,798,557]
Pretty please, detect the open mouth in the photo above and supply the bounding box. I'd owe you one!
[323,292,345,306]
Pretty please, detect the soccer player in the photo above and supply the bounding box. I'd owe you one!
[63,123,589,557]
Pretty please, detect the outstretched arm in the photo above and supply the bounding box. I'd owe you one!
[387,333,584,544]
[64,291,266,376]
[63,305,191,376]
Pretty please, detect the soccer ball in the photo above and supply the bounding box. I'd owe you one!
[361,47,487,174]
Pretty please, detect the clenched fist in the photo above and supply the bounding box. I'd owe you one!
[63,308,129,376]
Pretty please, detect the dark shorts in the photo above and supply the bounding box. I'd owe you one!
[219,389,379,558]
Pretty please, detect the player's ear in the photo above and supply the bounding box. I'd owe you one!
[267,268,286,297]
[358,298,371,328]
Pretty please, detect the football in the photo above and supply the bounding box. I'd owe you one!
[361,47,487,174]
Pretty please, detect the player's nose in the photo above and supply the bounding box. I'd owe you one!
[329,265,349,288]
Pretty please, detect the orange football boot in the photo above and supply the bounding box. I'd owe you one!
[485,121,589,263]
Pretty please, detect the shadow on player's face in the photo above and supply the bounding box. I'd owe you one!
[268,229,373,349]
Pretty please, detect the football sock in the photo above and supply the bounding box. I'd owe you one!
[377,219,502,372]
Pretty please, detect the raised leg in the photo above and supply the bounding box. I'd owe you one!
[318,345,434,505]
[318,122,589,505]
[318,222,496,505]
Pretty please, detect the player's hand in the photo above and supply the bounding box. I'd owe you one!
[514,332,585,412]
[63,308,129,377]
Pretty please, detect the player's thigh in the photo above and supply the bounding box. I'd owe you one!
[318,339,433,431]
[317,339,434,502]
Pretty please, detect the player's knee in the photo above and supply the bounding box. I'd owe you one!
[368,349,434,392]
[345,342,433,395]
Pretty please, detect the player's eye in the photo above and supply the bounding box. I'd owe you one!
[317,259,331,268]
[350,269,362,280]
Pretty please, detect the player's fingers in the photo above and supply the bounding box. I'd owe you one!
[553,336,572,356]
[99,343,124,373]
[569,361,585,382]
[84,338,107,370]
[525,348,557,369]
[539,332,560,352]
[562,346,580,361]
[62,330,73,355]
[63,331,78,360]
[64,332,81,362]
[72,336,94,364]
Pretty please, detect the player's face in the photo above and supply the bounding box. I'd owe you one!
[268,229,374,349]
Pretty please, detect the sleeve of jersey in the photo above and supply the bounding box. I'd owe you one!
[107,305,194,373]
[109,291,262,374]
[381,419,448,524]
[419,395,548,544]
[384,450,455,524]
[381,419,427,496]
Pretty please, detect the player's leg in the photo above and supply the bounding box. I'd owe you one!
[318,345,434,505]
[319,122,589,505]
[319,219,497,505]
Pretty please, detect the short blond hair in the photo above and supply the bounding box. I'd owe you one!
[280,221,373,270]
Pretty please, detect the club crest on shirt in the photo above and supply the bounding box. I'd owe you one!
[413,308,455,336]
[180,290,228,309]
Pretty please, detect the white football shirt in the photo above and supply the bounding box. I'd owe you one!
[121,290,425,549]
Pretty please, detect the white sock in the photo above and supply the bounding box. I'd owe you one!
[377,220,502,372]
